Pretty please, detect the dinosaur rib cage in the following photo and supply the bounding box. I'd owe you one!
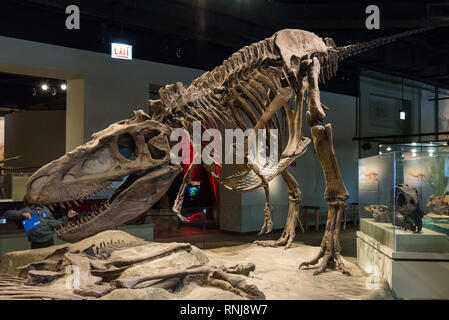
[210,63,311,192]
[153,35,312,192]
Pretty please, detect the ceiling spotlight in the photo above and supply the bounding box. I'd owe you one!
[386,147,392,151]
[41,84,48,91]
[61,83,67,90]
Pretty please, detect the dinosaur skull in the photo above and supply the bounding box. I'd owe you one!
[25,110,181,242]
[395,184,424,232]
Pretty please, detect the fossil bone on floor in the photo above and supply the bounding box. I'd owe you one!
[103,243,392,300]
[0,231,391,300]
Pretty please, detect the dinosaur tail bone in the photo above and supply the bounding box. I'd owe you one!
[335,25,437,61]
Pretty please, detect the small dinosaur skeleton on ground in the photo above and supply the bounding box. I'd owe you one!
[1,241,263,300]
[25,26,435,275]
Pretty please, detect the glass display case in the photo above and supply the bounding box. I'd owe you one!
[359,150,449,253]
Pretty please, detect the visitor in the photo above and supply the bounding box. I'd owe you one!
[1,205,78,249]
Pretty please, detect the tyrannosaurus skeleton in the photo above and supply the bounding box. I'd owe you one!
[25,26,434,274]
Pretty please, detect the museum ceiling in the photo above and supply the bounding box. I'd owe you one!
[0,0,448,101]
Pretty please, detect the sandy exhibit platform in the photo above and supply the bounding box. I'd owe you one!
[0,230,392,300]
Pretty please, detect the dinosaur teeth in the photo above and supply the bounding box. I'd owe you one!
[60,202,66,209]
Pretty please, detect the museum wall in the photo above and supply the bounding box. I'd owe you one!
[3,110,66,198]
[4,110,66,168]
[217,165,243,233]
[422,88,436,133]
[359,70,436,158]
[438,88,449,133]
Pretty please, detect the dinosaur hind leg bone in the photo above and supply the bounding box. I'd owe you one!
[254,170,304,249]
[256,172,273,235]
[299,125,350,275]
[299,56,350,275]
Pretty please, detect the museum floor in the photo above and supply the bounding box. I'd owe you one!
[155,225,358,265]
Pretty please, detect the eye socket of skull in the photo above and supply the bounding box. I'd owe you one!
[117,133,137,160]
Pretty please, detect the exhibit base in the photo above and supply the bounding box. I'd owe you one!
[0,230,392,300]
[357,221,449,299]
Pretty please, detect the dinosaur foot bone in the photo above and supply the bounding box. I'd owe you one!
[298,201,350,276]
[257,203,273,235]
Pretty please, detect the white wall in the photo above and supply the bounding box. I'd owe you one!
[421,89,436,133]
[359,70,437,158]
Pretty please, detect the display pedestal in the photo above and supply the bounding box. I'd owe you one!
[357,219,449,299]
